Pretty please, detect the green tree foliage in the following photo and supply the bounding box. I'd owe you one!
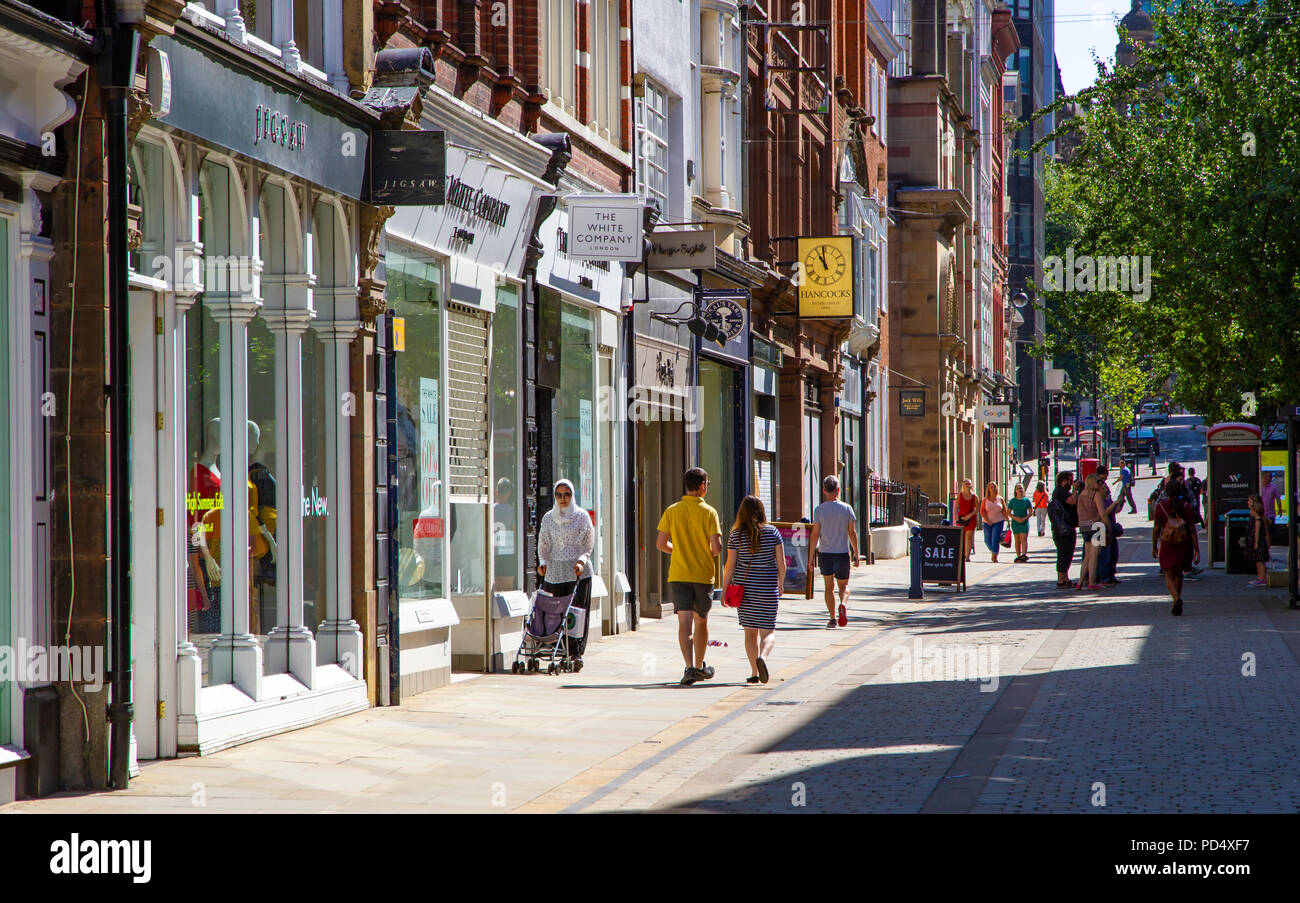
[1025,0,1300,425]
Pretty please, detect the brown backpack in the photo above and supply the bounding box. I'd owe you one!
[1159,502,1188,544]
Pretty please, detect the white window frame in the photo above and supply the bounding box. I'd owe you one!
[635,79,670,215]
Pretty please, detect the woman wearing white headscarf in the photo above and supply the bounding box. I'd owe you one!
[537,479,595,594]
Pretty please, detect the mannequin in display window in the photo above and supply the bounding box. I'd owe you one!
[189,419,271,635]
[249,425,277,635]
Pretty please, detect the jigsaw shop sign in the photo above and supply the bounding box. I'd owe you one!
[566,196,643,261]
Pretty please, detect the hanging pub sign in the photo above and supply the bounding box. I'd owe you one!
[796,235,855,318]
[648,229,717,270]
[566,195,644,261]
[899,389,926,417]
[695,288,750,365]
[363,130,446,205]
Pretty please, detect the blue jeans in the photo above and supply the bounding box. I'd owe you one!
[983,521,1005,553]
[1097,542,1114,582]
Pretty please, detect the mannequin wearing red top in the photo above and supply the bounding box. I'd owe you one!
[955,479,978,562]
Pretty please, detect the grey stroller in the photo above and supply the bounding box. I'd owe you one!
[511,582,591,675]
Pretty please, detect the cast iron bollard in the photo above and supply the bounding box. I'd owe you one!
[909,525,924,600]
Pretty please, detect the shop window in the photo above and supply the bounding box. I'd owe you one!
[302,326,331,632]
[554,303,595,522]
[0,217,9,744]
[491,283,521,592]
[447,304,491,596]
[388,248,446,602]
[247,316,278,643]
[699,359,741,536]
[186,160,234,685]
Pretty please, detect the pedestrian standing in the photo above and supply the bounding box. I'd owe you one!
[809,475,860,628]
[1153,479,1197,615]
[1261,471,1282,525]
[1244,493,1270,588]
[955,479,978,562]
[1094,464,1123,585]
[1185,467,1204,516]
[656,468,724,685]
[980,482,1007,563]
[1007,483,1033,562]
[1075,473,1107,590]
[1048,471,1079,587]
[1032,481,1050,536]
[721,496,786,683]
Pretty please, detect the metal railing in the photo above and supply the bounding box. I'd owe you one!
[867,477,929,527]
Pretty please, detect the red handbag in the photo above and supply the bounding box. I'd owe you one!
[722,535,754,608]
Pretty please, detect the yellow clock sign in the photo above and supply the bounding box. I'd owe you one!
[797,236,855,318]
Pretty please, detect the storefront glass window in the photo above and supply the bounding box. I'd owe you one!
[0,217,9,743]
[247,315,278,643]
[388,247,446,601]
[303,326,332,633]
[700,358,740,531]
[491,283,521,592]
[555,303,595,520]
[188,160,232,686]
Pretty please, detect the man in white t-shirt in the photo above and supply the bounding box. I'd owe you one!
[809,475,860,628]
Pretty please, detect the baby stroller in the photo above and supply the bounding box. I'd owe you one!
[511,578,592,675]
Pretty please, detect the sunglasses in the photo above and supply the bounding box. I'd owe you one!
[555,491,572,498]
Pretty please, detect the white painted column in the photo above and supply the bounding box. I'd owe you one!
[262,289,317,687]
[217,0,247,42]
[273,0,302,72]
[324,0,347,91]
[313,320,362,677]
[205,292,263,699]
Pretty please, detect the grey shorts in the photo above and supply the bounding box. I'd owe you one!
[669,581,713,616]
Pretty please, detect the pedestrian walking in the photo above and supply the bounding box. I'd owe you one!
[809,475,860,628]
[1244,493,1271,588]
[1115,459,1137,513]
[1032,481,1050,536]
[1007,483,1033,562]
[721,496,786,683]
[1048,471,1079,587]
[955,479,979,562]
[536,479,596,665]
[980,482,1007,563]
[656,468,724,685]
[1153,479,1198,615]
[1185,467,1205,516]
[1075,473,1108,590]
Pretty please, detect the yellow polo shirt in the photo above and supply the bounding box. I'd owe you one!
[657,495,722,584]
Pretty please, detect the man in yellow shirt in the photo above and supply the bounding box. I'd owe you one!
[656,468,723,685]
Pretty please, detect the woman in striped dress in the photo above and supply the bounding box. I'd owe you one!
[721,496,786,684]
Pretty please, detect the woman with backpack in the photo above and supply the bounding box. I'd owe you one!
[1032,481,1050,536]
[1152,478,1197,615]
[1048,471,1079,588]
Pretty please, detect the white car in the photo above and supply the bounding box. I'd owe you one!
[1137,403,1169,425]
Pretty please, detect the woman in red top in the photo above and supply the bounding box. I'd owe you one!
[1152,478,1198,616]
[955,478,978,562]
[1032,482,1050,537]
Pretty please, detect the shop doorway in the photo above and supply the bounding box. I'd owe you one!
[698,359,744,543]
[636,418,685,617]
[127,288,163,761]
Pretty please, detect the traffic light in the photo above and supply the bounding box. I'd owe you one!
[1048,402,1064,440]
